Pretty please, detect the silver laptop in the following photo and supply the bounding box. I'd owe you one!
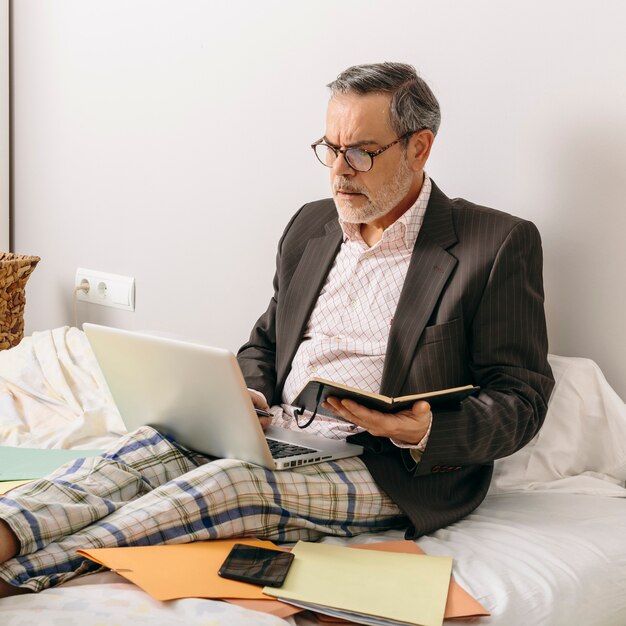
[83,323,362,470]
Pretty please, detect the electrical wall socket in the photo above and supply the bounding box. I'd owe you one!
[75,268,135,312]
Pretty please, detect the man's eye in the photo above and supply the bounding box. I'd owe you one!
[346,149,372,169]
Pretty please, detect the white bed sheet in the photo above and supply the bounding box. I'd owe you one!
[1,328,625,626]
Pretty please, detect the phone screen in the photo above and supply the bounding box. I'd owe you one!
[218,543,295,587]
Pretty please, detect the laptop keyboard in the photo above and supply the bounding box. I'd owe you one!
[266,438,317,459]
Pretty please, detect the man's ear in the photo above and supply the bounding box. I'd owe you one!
[408,129,435,172]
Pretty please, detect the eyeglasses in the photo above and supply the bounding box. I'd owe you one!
[311,131,416,173]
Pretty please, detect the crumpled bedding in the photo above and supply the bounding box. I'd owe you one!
[0,326,125,449]
[0,569,291,626]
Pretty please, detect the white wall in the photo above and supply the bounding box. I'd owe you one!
[11,0,626,399]
[0,0,9,251]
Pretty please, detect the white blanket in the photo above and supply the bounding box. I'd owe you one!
[0,327,125,449]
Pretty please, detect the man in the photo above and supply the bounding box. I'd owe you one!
[0,62,554,597]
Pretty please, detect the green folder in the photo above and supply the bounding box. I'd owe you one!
[0,446,104,481]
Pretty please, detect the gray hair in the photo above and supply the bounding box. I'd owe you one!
[327,62,441,137]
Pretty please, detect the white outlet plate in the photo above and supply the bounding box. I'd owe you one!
[75,268,135,312]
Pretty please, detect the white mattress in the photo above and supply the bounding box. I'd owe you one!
[1,328,625,625]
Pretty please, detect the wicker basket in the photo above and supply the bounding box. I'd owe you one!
[0,252,41,350]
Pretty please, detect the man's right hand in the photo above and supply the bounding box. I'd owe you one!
[248,389,272,431]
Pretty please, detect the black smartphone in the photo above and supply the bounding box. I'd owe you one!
[218,543,294,587]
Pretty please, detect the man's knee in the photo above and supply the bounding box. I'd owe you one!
[195,458,274,505]
[208,458,263,484]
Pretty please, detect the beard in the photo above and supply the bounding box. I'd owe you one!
[332,155,413,224]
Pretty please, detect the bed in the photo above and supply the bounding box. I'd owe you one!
[1,327,625,625]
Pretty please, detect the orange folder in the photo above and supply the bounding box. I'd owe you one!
[225,598,303,619]
[79,538,489,619]
[78,538,284,602]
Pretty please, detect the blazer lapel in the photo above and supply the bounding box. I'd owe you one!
[276,220,342,386]
[380,181,459,396]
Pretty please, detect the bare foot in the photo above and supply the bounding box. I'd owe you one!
[0,520,19,564]
[0,577,32,598]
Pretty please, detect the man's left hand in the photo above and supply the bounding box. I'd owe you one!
[323,397,432,445]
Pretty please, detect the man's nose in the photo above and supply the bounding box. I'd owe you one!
[332,152,355,177]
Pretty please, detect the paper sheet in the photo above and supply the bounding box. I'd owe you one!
[0,446,104,480]
[0,479,32,495]
[264,541,452,626]
[355,541,489,619]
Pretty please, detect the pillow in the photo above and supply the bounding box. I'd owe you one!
[489,354,626,496]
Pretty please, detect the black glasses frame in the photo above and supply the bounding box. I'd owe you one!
[311,130,417,172]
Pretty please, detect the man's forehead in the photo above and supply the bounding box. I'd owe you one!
[325,92,394,145]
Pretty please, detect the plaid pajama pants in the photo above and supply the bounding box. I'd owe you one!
[0,426,407,592]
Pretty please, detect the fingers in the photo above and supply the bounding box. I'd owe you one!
[323,397,431,443]
[323,397,381,425]
[412,400,431,415]
[253,397,270,410]
[248,390,271,431]
[258,416,272,431]
[324,398,429,422]
[248,389,270,411]
[331,398,398,438]
[323,397,354,421]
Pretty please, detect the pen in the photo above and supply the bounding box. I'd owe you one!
[255,408,273,418]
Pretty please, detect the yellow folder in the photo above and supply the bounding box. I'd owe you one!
[263,541,452,626]
[354,540,489,620]
[0,480,32,495]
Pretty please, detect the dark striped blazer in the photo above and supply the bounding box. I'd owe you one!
[237,180,555,538]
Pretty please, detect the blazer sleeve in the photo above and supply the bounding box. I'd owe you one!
[414,219,555,474]
[236,207,303,405]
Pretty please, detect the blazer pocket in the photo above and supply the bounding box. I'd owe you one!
[419,318,463,346]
